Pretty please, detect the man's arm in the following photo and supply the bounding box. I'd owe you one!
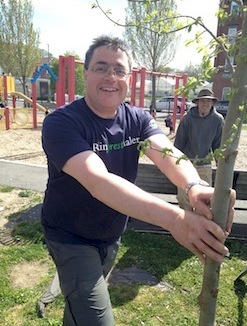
[173,119,187,151]
[62,148,232,264]
[145,134,200,192]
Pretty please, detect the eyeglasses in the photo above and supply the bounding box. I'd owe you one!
[87,64,131,79]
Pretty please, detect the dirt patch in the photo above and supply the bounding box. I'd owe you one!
[0,188,43,225]
[0,127,46,166]
[10,261,49,289]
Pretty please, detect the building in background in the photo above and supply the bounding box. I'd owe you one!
[213,1,242,100]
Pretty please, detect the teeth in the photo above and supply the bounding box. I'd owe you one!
[102,87,117,91]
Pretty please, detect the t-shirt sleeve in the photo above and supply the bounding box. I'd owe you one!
[42,111,91,172]
[138,109,164,140]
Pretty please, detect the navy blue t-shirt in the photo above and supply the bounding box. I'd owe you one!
[41,98,163,246]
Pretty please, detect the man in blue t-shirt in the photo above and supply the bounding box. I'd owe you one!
[41,36,234,325]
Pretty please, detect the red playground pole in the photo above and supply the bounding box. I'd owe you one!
[172,76,180,133]
[68,55,75,103]
[130,69,137,106]
[180,73,188,118]
[32,83,37,128]
[57,56,66,107]
[139,67,146,108]
[4,107,10,130]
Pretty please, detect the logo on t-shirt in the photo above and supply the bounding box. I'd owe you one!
[92,136,140,153]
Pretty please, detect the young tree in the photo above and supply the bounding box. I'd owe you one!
[0,0,40,94]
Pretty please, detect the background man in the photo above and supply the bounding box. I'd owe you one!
[174,88,224,211]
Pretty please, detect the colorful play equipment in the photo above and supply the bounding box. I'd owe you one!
[130,67,188,131]
[30,63,58,128]
[1,56,188,131]
[56,55,84,107]
[0,64,57,130]
[0,74,15,98]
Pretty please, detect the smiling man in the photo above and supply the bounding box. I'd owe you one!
[41,38,234,325]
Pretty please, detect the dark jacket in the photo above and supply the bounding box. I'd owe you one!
[174,106,224,165]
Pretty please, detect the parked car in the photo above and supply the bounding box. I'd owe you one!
[214,100,229,118]
[152,96,194,113]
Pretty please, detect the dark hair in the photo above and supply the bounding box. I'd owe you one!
[84,35,132,71]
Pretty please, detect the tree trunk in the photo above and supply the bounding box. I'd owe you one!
[151,74,157,109]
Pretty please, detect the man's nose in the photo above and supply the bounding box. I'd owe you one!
[105,69,117,78]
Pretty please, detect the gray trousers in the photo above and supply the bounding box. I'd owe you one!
[45,238,120,326]
[38,271,61,318]
[40,271,61,304]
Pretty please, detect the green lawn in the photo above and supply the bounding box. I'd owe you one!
[0,225,246,325]
[0,186,246,325]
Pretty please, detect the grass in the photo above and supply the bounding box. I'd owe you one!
[242,123,247,131]
[0,186,247,325]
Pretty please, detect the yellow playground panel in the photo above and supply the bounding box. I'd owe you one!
[0,75,48,129]
[0,107,46,130]
[0,75,15,97]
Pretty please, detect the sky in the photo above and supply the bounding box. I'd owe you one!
[32,0,220,70]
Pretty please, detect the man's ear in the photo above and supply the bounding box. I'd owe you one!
[83,68,88,81]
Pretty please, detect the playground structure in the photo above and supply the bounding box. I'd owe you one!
[130,67,188,131]
[0,55,188,130]
[56,55,84,107]
[0,65,57,130]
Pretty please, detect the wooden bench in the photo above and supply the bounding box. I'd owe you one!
[135,163,247,200]
[129,163,247,241]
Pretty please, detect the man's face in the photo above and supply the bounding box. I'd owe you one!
[84,46,132,116]
[197,98,214,116]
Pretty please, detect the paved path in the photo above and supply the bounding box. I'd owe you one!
[0,160,47,192]
[0,159,246,240]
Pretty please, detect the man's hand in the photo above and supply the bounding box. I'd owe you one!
[188,185,235,235]
[170,209,230,264]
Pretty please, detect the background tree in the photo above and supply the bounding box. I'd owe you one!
[182,62,211,81]
[0,0,40,94]
[124,0,180,108]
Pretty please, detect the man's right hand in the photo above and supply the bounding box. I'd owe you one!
[169,209,229,265]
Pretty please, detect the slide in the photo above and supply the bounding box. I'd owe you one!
[11,91,47,113]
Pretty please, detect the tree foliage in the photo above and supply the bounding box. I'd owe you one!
[182,63,212,82]
[124,0,179,71]
[0,0,40,94]
[124,0,180,108]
